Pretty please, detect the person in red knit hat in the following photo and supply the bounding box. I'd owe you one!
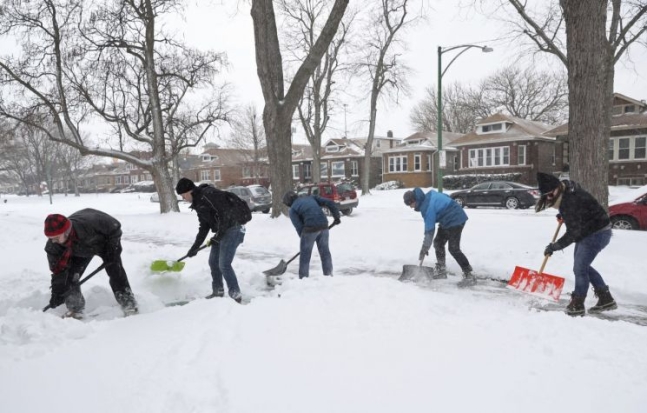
[44,209,138,318]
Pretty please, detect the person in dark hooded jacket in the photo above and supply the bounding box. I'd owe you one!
[535,172,616,316]
[403,188,475,287]
[44,209,137,318]
[176,178,247,303]
[283,190,340,279]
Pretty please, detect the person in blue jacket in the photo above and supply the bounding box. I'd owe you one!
[403,188,475,287]
[283,190,341,279]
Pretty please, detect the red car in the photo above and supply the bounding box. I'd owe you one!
[609,192,647,230]
[297,182,358,215]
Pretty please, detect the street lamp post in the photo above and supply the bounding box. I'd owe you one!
[437,44,493,193]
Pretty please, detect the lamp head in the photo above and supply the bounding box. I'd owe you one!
[482,46,494,53]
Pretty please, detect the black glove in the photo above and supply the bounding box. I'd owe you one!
[333,218,341,226]
[544,243,559,257]
[187,245,200,257]
[419,246,429,261]
[49,272,70,308]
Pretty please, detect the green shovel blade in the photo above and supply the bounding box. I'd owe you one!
[150,260,186,272]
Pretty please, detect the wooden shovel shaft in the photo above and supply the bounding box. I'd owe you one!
[539,221,563,274]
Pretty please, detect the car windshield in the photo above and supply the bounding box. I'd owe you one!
[249,186,269,196]
[337,183,353,193]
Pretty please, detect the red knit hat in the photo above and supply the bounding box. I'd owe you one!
[44,214,71,237]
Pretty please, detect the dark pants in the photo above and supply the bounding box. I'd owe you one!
[66,251,136,312]
[572,228,611,297]
[209,225,245,298]
[433,224,471,271]
[299,229,332,278]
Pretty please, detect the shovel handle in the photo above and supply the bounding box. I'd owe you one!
[176,244,209,263]
[539,221,563,274]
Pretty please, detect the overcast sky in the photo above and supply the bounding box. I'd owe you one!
[177,1,647,145]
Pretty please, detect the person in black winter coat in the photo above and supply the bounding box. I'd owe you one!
[535,172,617,316]
[283,191,340,279]
[176,178,247,302]
[44,209,137,317]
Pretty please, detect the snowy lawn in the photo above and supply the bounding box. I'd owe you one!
[1,186,646,413]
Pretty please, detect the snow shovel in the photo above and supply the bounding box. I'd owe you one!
[150,244,209,272]
[399,257,434,282]
[263,222,338,277]
[43,263,107,312]
[507,222,566,301]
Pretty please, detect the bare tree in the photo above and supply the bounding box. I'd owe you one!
[356,0,419,195]
[410,65,568,133]
[482,0,647,205]
[251,0,349,217]
[0,0,230,213]
[227,104,267,184]
[279,0,356,183]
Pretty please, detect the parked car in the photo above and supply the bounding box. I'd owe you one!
[609,191,647,230]
[297,182,358,216]
[226,185,272,213]
[450,181,540,210]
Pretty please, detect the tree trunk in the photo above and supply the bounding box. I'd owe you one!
[561,0,611,207]
[361,91,379,195]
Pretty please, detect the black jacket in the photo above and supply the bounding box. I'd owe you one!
[555,180,610,249]
[45,208,122,275]
[189,184,243,248]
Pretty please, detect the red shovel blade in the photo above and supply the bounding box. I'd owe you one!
[507,266,565,301]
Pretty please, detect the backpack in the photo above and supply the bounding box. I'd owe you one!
[224,191,252,224]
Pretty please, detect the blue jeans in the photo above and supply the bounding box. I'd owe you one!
[572,228,612,297]
[209,225,245,298]
[299,229,332,278]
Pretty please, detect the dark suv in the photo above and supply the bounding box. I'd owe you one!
[297,182,358,215]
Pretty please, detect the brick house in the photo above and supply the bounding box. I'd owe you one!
[449,113,560,186]
[544,93,647,186]
[291,133,401,188]
[381,131,462,188]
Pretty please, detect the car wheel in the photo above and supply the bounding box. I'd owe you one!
[342,208,353,216]
[505,197,519,209]
[262,208,270,214]
[611,215,638,230]
[453,197,465,208]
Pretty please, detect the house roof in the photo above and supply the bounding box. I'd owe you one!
[613,93,647,108]
[381,130,462,154]
[544,113,647,137]
[450,113,554,146]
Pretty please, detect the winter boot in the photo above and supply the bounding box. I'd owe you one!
[231,291,243,304]
[115,290,139,317]
[433,263,448,279]
[205,288,225,299]
[62,310,84,320]
[589,286,617,313]
[457,268,477,288]
[565,295,586,317]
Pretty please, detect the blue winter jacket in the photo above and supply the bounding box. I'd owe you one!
[412,187,467,240]
[289,195,340,236]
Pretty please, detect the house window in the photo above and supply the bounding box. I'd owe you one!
[609,139,614,161]
[388,155,408,172]
[625,105,636,113]
[453,155,459,171]
[201,170,210,181]
[468,147,510,168]
[551,146,556,165]
[320,162,328,179]
[243,166,252,178]
[427,154,432,171]
[481,123,503,133]
[325,146,340,153]
[635,137,646,159]
[414,154,421,171]
[351,161,359,176]
[131,175,138,183]
[331,161,345,177]
[115,176,122,185]
[618,138,630,160]
[304,163,312,179]
[376,140,381,148]
[518,145,526,165]
[213,169,221,181]
[292,164,300,179]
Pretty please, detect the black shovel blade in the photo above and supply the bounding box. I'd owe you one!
[399,264,434,282]
[263,259,288,276]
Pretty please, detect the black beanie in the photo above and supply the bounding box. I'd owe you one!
[175,177,196,195]
[536,172,561,195]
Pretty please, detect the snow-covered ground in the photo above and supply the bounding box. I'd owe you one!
[1,185,646,413]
